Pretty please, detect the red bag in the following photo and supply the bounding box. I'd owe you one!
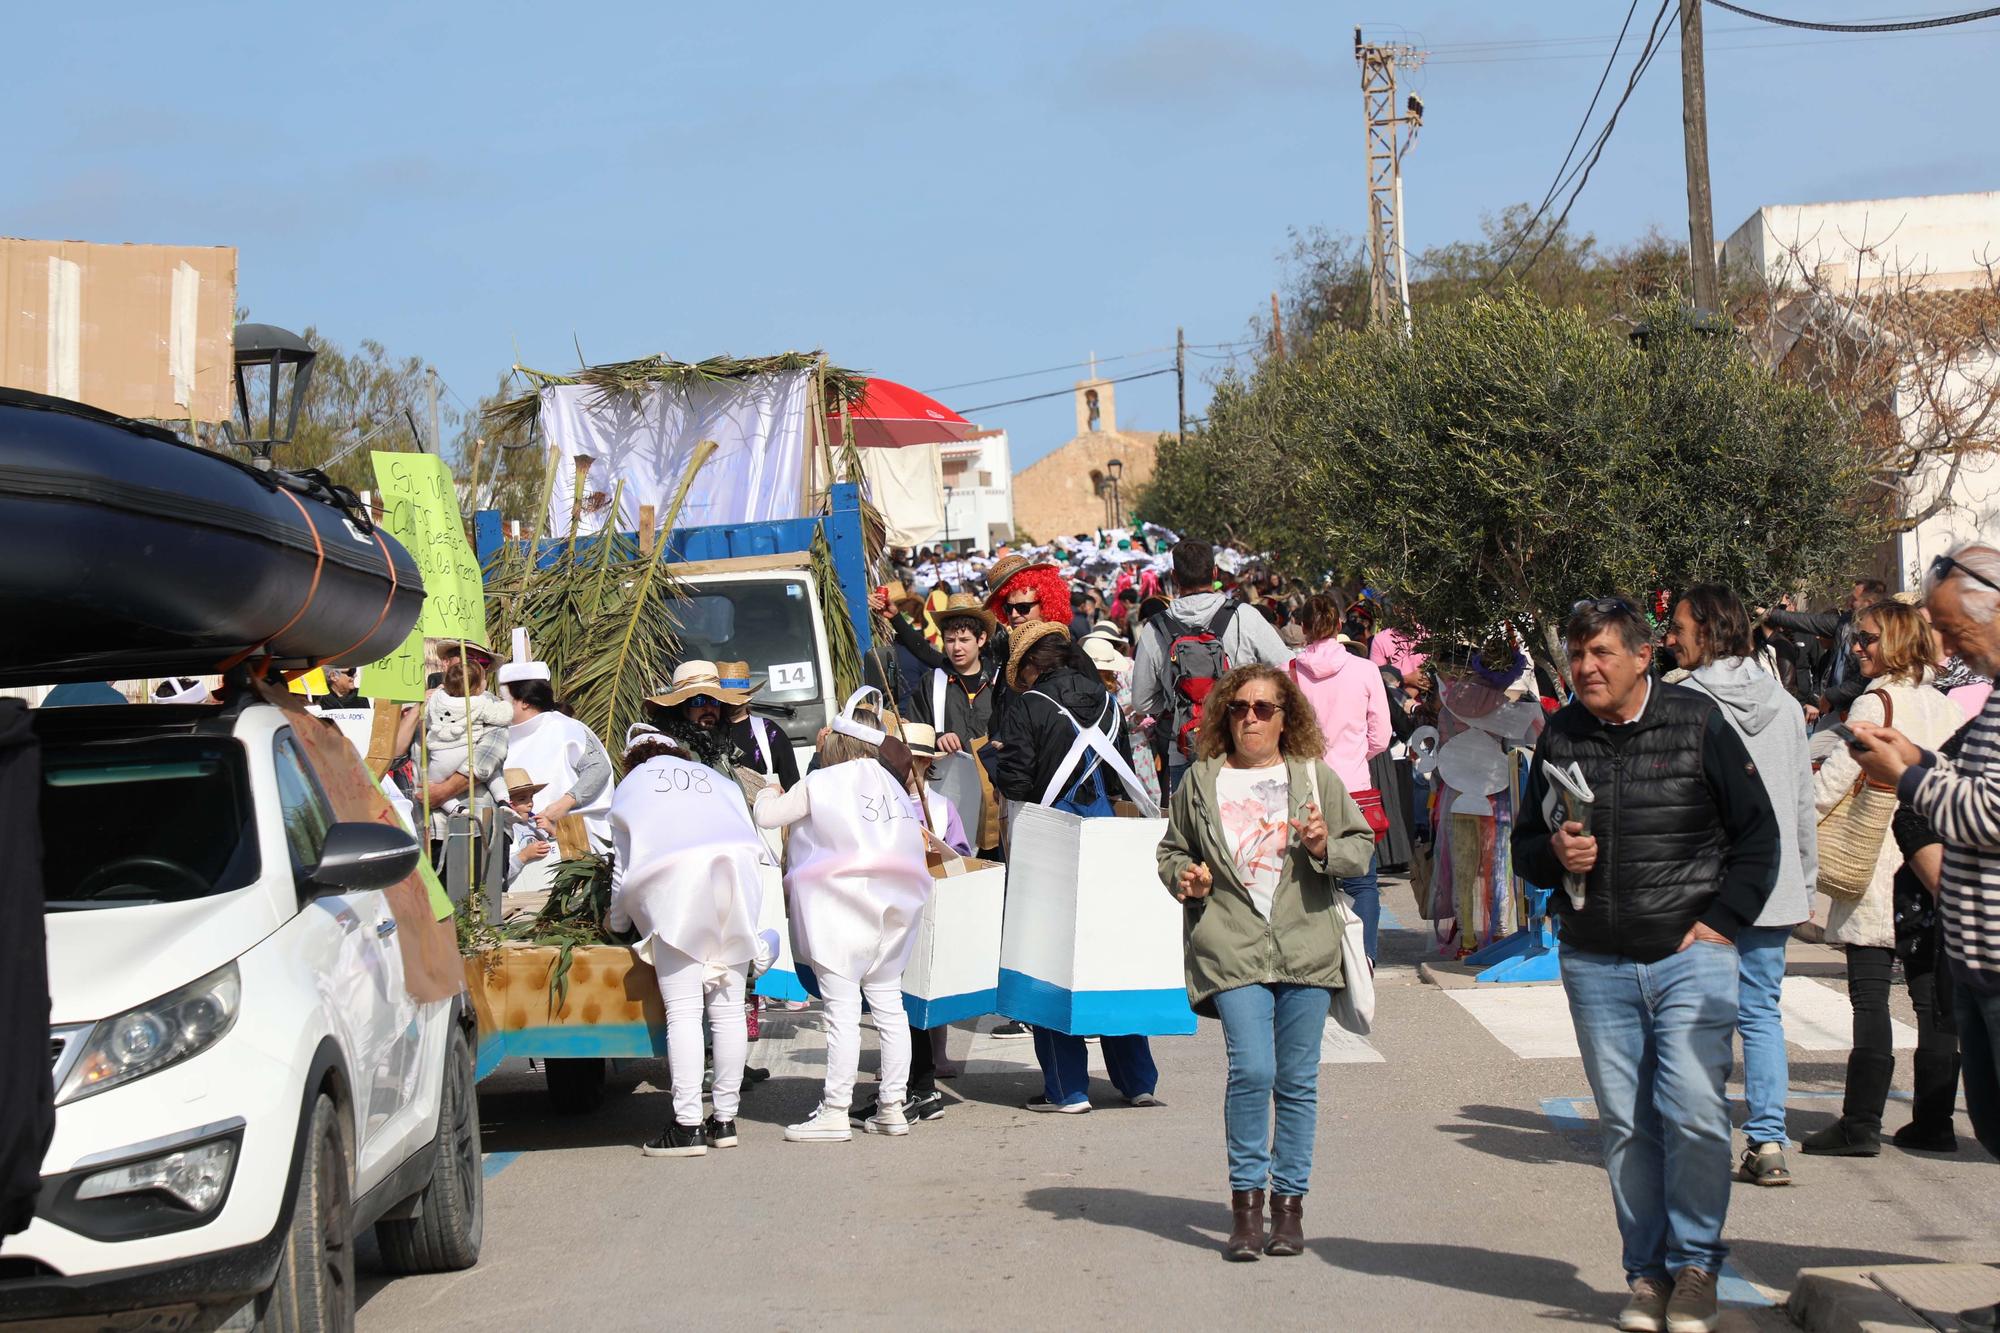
[1352,787,1391,842]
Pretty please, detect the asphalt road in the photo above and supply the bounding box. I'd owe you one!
[358,883,1997,1331]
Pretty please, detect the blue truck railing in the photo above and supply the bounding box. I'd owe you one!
[473,480,872,659]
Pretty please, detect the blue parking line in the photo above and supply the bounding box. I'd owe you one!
[481,1151,521,1179]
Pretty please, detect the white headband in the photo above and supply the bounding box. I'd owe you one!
[829,685,887,747]
[624,722,685,756]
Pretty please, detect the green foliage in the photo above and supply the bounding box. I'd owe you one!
[1149,288,1880,687]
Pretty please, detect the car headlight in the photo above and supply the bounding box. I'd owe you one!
[57,962,240,1105]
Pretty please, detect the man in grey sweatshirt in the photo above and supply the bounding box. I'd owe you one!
[1131,540,1294,793]
[1667,586,1818,1187]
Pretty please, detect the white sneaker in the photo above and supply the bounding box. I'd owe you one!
[784,1102,852,1143]
[863,1099,910,1136]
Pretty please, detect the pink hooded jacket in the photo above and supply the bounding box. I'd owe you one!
[1289,638,1392,794]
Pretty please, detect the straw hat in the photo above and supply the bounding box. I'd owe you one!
[984,553,1053,598]
[714,660,767,695]
[1080,633,1128,677]
[934,591,998,635]
[902,722,942,758]
[1006,620,1072,689]
[647,660,754,709]
[503,768,547,802]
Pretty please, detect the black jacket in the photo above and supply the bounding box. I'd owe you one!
[0,701,50,1237]
[993,666,1131,806]
[1513,682,1781,961]
[1766,607,1864,712]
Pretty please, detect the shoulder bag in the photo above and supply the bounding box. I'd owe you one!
[1816,689,1898,902]
[1304,761,1374,1034]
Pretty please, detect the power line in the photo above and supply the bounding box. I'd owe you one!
[953,366,1176,415]
[1515,0,1678,283]
[1702,0,2000,31]
[924,348,1170,394]
[1483,0,1655,287]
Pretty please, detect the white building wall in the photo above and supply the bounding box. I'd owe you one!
[1896,355,2000,589]
[923,429,1013,552]
[1724,192,2000,290]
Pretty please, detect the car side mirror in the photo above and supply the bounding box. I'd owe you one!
[305,822,421,894]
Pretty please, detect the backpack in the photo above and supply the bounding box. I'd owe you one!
[1157,604,1238,761]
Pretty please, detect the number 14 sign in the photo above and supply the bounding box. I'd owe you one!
[769,660,815,693]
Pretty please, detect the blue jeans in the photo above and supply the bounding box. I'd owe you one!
[1343,852,1382,964]
[1561,943,1739,1281]
[1031,1029,1157,1106]
[1955,973,2000,1160]
[1211,983,1332,1194]
[1734,925,1793,1146]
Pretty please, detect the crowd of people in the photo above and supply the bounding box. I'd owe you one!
[339,525,2000,1332]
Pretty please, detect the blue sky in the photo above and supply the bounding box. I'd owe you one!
[7,2,1994,469]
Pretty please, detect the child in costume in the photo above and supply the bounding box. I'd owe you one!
[755,690,933,1142]
[609,725,777,1159]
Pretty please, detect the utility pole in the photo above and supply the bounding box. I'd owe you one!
[425,366,441,456]
[1270,293,1286,360]
[1679,0,1719,311]
[1355,28,1425,337]
[1175,326,1186,443]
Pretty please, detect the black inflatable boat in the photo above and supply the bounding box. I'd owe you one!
[0,389,424,687]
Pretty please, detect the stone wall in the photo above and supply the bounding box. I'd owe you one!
[1010,429,1158,543]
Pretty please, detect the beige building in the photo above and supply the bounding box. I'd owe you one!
[1010,376,1161,543]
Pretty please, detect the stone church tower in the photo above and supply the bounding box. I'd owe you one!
[1009,371,1161,543]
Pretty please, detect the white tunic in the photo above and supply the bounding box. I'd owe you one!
[757,761,932,981]
[610,755,769,969]
[507,710,611,849]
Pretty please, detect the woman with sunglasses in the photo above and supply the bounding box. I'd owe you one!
[1806,599,1963,1157]
[1156,664,1375,1261]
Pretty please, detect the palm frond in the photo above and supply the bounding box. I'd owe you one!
[487,351,866,437]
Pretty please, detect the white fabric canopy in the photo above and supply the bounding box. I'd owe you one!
[541,371,811,538]
[859,445,943,550]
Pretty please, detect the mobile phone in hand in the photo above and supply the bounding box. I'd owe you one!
[1830,723,1865,752]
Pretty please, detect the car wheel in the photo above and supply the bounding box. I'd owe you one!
[259,1095,353,1332]
[374,1023,484,1273]
[543,1057,606,1114]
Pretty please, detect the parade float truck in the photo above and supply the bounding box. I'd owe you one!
[463,483,875,1111]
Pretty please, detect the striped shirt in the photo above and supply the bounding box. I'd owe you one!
[1904,687,2000,989]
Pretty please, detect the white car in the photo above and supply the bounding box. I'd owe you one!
[1,697,482,1329]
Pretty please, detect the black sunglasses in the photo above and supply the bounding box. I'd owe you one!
[1004,600,1039,617]
[1931,554,2000,596]
[1572,596,1645,618]
[1226,699,1283,721]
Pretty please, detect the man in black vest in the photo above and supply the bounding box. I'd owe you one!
[1513,597,1780,1333]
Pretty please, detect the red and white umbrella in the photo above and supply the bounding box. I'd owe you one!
[831,377,980,448]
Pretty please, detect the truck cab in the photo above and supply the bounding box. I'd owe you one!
[668,558,836,776]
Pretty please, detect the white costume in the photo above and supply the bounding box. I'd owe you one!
[506,709,612,848]
[610,748,772,1128]
[754,691,931,1114]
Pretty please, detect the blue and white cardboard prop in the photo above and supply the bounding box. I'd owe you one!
[997,804,1195,1036]
[902,857,1006,1028]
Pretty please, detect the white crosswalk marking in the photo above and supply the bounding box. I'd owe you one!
[1445,976,1917,1060]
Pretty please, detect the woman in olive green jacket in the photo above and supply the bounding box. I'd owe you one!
[1156,664,1374,1262]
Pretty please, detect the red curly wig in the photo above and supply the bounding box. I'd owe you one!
[987,564,1073,627]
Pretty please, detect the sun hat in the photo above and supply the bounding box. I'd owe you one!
[934,591,998,635]
[1005,620,1073,689]
[1080,634,1127,677]
[983,553,1054,600]
[646,660,754,709]
[714,660,767,695]
[503,768,548,802]
[902,722,941,758]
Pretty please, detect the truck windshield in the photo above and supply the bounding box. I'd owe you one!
[672,577,826,747]
[40,738,260,908]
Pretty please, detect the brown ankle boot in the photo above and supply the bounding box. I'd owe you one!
[1265,1193,1304,1256]
[1225,1189,1265,1261]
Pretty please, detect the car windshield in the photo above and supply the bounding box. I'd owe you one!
[672,577,824,747]
[40,737,259,908]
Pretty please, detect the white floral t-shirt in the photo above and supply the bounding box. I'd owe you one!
[1216,763,1291,920]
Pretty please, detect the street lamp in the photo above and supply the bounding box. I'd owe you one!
[1106,457,1124,529]
[229,323,316,469]
[943,484,955,553]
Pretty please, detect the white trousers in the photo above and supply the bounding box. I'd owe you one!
[816,963,909,1111]
[652,942,747,1125]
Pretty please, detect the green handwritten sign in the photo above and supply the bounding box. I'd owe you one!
[359,452,487,702]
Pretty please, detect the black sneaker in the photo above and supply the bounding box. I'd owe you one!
[906,1088,945,1121]
[641,1119,707,1158]
[989,1020,1032,1039]
[704,1114,739,1148]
